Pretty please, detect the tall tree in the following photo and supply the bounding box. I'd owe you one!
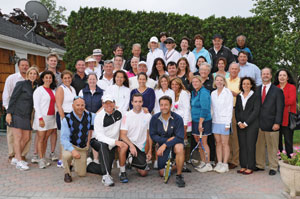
[251,0,300,87]
[40,0,67,26]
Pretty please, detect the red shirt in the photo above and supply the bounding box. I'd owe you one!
[44,87,56,116]
[277,83,297,126]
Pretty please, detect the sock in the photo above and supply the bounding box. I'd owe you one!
[120,166,125,173]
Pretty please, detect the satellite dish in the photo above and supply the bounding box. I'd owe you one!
[24,1,49,39]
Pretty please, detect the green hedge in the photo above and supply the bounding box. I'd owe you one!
[64,7,275,72]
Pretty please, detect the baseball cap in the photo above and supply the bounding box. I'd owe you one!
[138,61,147,67]
[149,36,158,43]
[102,94,114,103]
[213,34,223,40]
[85,57,97,63]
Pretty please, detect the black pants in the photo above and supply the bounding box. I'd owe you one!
[278,126,294,158]
[237,127,258,170]
[87,138,116,175]
[208,134,216,161]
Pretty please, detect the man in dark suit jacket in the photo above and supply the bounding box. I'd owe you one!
[255,67,284,176]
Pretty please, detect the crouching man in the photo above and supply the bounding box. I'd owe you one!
[149,96,186,188]
[87,94,127,186]
[61,97,95,183]
[118,93,152,183]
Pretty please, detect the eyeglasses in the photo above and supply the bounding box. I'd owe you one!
[73,96,84,101]
[165,42,173,44]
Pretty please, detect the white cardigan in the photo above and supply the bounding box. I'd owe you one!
[165,49,181,65]
[211,87,233,127]
[33,86,56,120]
[146,48,165,76]
[172,90,191,126]
[104,84,130,115]
[153,88,175,114]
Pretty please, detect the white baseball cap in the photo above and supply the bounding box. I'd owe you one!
[149,36,158,43]
[93,49,103,56]
[102,94,115,103]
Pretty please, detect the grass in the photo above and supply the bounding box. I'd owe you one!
[294,130,300,144]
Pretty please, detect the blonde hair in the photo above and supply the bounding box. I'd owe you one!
[213,74,227,88]
[156,74,170,90]
[46,52,59,61]
[147,41,160,49]
[26,66,39,79]
[170,77,187,93]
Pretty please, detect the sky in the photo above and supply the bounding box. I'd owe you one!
[1,0,255,23]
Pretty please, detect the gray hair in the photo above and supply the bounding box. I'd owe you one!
[132,43,141,49]
[236,35,246,42]
[199,62,212,72]
[228,62,240,70]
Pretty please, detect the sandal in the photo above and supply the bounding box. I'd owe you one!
[243,169,253,175]
[237,168,246,174]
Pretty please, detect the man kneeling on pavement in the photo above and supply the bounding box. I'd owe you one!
[61,96,95,183]
[149,95,186,187]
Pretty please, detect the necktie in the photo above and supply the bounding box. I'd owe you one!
[261,85,266,103]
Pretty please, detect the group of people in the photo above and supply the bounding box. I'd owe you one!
[2,32,297,188]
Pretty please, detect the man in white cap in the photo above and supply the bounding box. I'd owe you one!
[129,61,157,90]
[146,36,165,76]
[93,49,104,77]
[88,94,127,186]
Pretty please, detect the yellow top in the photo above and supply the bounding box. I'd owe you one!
[226,77,240,106]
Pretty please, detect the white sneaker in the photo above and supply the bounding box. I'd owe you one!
[102,174,114,186]
[217,163,229,173]
[11,157,18,165]
[39,159,46,169]
[195,163,213,173]
[153,160,158,169]
[31,154,39,163]
[194,161,205,171]
[16,161,29,171]
[214,162,223,172]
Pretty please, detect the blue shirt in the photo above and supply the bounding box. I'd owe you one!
[129,88,155,113]
[238,62,262,86]
[192,47,211,65]
[160,42,167,55]
[191,87,212,122]
[61,111,95,151]
[149,112,184,148]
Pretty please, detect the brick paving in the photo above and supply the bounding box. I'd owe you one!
[0,133,295,199]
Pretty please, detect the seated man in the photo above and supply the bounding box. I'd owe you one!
[149,96,186,188]
[87,94,127,186]
[118,93,152,183]
[61,97,95,183]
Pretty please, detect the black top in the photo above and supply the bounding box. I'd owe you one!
[190,72,214,93]
[235,92,260,128]
[123,56,146,71]
[7,80,37,119]
[257,84,285,131]
[71,73,88,95]
[208,45,235,73]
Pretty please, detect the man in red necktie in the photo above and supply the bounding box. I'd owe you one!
[255,68,284,176]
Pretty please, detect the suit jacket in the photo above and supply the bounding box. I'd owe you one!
[257,84,284,131]
[235,91,260,129]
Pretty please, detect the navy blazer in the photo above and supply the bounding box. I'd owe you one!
[257,84,284,131]
[149,112,184,148]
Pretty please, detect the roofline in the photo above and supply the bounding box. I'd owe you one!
[0,34,65,56]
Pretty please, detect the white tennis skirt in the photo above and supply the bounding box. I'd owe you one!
[33,115,57,131]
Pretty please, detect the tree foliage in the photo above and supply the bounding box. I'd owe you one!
[251,0,300,85]
[0,8,66,47]
[64,7,276,72]
[40,0,67,26]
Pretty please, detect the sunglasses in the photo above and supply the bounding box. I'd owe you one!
[73,96,84,101]
[165,41,173,44]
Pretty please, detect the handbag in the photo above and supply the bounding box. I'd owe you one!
[288,105,300,130]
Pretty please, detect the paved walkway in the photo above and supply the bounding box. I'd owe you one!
[0,133,294,199]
